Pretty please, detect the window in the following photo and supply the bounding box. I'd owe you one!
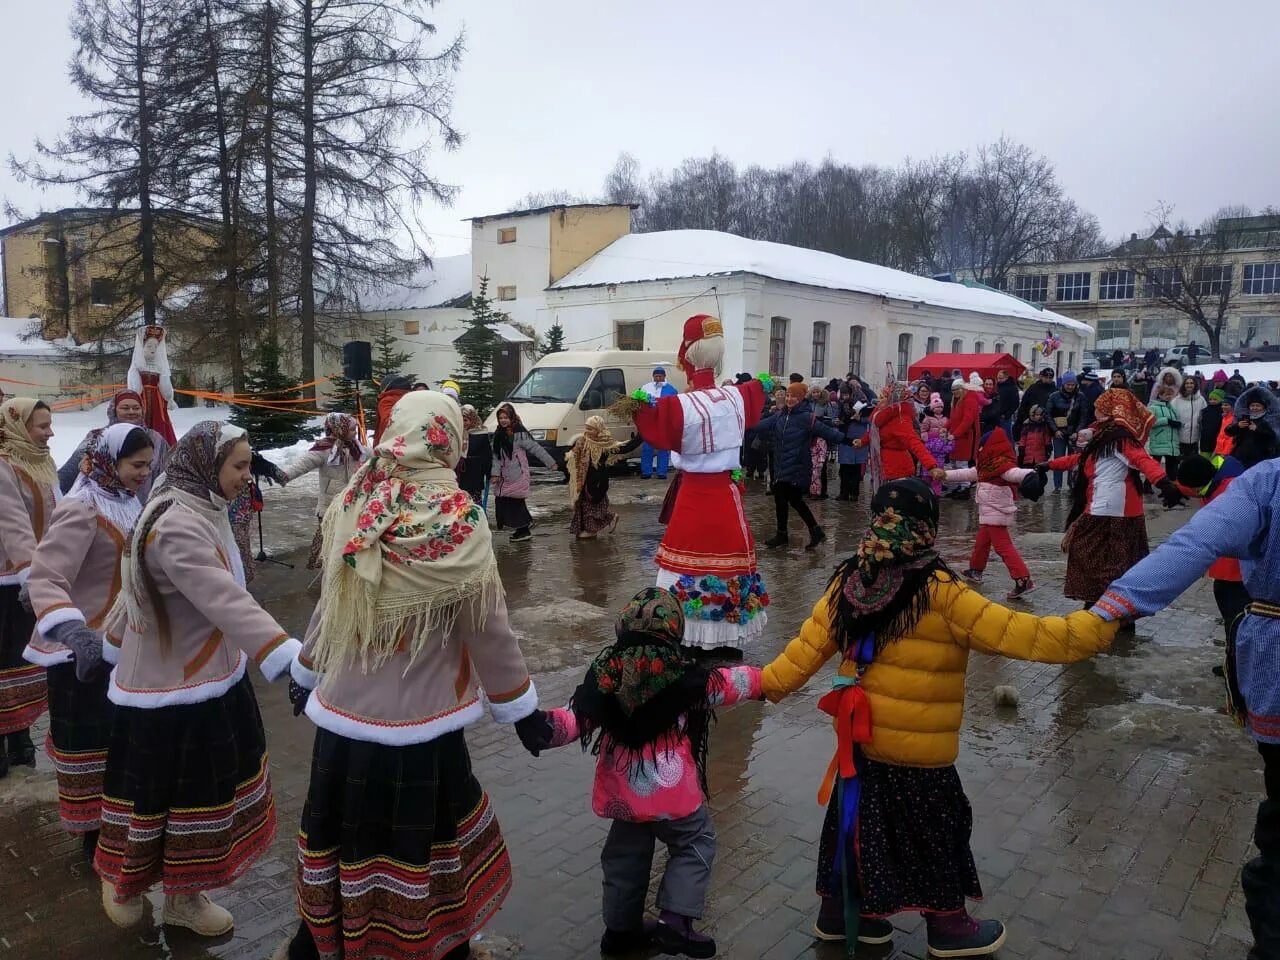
[994,340,1006,354]
[1056,271,1091,302]
[1012,274,1048,303]
[1191,265,1232,296]
[848,325,864,377]
[769,317,788,375]
[496,285,517,301]
[1099,270,1136,300]
[580,369,626,410]
[615,321,644,351]
[1011,343,1022,361]
[1095,317,1131,349]
[1139,316,1179,348]
[1144,267,1183,299]
[950,338,963,352]
[973,340,984,352]
[89,277,115,306]
[497,227,517,244]
[811,322,828,377]
[989,276,1008,291]
[926,336,940,355]
[1068,351,1075,371]
[402,320,420,336]
[1244,262,1280,295]
[897,333,912,380]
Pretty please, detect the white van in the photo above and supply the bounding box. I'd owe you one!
[486,350,685,468]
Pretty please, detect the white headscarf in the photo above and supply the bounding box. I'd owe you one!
[126,325,174,400]
[67,422,147,535]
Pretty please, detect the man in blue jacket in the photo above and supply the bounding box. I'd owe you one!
[639,367,679,479]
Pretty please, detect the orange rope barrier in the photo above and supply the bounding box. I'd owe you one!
[0,377,126,391]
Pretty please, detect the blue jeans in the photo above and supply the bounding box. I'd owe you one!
[1051,433,1070,489]
[641,442,669,478]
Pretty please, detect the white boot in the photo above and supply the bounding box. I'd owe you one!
[101,878,145,927]
[162,891,234,936]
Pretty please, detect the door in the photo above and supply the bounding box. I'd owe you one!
[492,345,521,398]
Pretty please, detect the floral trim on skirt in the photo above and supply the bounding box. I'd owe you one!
[570,494,614,535]
[0,585,46,734]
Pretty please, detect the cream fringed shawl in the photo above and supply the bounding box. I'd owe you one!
[310,390,502,674]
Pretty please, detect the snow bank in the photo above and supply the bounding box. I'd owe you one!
[1186,360,1280,383]
[0,317,69,357]
[551,230,1092,334]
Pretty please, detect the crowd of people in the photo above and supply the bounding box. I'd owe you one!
[1,323,1278,960]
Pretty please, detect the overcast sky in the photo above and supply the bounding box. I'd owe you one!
[2,0,1276,258]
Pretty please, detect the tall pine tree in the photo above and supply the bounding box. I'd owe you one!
[230,334,317,447]
[453,275,505,417]
[540,320,565,356]
[372,318,414,388]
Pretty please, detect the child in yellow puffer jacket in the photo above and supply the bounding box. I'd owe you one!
[761,477,1117,959]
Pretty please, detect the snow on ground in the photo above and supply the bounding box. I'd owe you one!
[1186,360,1280,382]
[550,229,1091,332]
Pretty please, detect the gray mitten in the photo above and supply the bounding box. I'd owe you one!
[17,581,31,613]
[49,621,104,683]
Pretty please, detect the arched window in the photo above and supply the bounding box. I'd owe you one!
[848,325,865,377]
[897,333,913,380]
[951,337,963,352]
[974,340,985,352]
[811,322,829,378]
[994,340,1006,354]
[926,336,940,355]
[769,317,788,375]
[1011,343,1022,361]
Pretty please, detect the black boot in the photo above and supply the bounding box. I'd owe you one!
[805,526,827,551]
[81,829,100,865]
[0,748,8,779]
[7,730,35,768]
[764,532,789,548]
[600,927,651,955]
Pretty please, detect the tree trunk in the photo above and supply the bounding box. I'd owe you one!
[133,0,158,328]
[1208,326,1222,362]
[262,1,280,339]
[298,0,318,401]
[205,0,243,391]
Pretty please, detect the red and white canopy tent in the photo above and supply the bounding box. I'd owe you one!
[907,352,1026,383]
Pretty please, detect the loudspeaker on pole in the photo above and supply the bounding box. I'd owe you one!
[342,340,373,380]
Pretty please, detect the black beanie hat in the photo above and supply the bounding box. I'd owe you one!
[1176,455,1216,490]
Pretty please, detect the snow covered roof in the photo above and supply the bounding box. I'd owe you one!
[359,254,475,312]
[451,322,533,346]
[0,317,69,357]
[551,230,1093,334]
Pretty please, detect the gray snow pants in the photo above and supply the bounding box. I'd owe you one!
[601,803,717,931]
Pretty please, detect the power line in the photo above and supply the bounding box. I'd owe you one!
[557,286,719,348]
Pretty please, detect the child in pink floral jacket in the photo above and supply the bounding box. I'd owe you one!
[519,587,762,959]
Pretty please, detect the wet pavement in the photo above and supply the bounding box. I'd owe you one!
[0,472,1266,959]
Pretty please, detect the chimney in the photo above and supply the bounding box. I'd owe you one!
[1130,233,1138,241]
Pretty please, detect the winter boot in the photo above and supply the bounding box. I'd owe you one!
[805,526,827,551]
[600,926,651,955]
[162,892,234,937]
[81,828,100,865]
[649,911,716,959]
[510,527,532,542]
[1006,577,1035,600]
[925,910,1007,958]
[7,729,35,767]
[961,569,984,584]
[101,878,145,928]
[0,748,8,779]
[764,532,790,549]
[813,896,894,945]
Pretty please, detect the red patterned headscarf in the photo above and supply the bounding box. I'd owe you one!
[1093,388,1155,443]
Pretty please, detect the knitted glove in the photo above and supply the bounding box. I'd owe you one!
[17,582,31,613]
[49,620,104,683]
[1157,478,1185,509]
[514,709,553,757]
[288,679,310,717]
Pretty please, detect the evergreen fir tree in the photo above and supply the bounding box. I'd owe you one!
[453,275,506,416]
[539,320,566,356]
[371,319,415,388]
[230,335,318,448]
[324,372,363,414]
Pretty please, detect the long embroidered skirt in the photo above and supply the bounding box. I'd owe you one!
[45,661,112,832]
[1064,514,1149,605]
[95,674,276,899]
[817,758,982,916]
[569,492,614,536]
[295,728,513,960]
[0,585,46,734]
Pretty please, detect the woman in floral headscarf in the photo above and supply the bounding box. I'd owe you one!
[1046,387,1185,606]
[761,478,1117,958]
[0,397,56,776]
[568,415,641,539]
[280,390,540,960]
[280,413,368,568]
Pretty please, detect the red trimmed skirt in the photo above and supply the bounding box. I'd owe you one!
[0,585,46,734]
[45,661,112,832]
[655,471,756,576]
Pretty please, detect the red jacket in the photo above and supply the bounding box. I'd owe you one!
[374,389,408,445]
[948,391,981,463]
[872,401,940,481]
[1046,439,1166,518]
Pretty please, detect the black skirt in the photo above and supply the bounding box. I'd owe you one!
[493,495,532,531]
[295,728,513,960]
[45,660,113,832]
[1064,514,1149,604]
[817,758,982,916]
[0,584,46,734]
[95,673,276,899]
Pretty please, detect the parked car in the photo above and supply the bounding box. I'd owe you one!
[1166,344,1208,367]
[1238,344,1280,363]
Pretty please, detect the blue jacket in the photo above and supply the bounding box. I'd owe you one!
[838,419,870,466]
[752,400,846,487]
[1092,460,1280,743]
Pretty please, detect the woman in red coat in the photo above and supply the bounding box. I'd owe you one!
[868,382,941,489]
[948,378,982,466]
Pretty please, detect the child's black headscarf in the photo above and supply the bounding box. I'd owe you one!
[827,478,951,656]
[569,587,723,794]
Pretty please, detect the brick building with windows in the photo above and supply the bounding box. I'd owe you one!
[970,214,1280,356]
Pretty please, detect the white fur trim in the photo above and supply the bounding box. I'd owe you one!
[0,568,31,587]
[257,637,301,682]
[290,655,321,691]
[485,680,539,725]
[304,693,485,746]
[102,636,121,665]
[23,642,73,667]
[38,606,87,637]
[108,652,247,708]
